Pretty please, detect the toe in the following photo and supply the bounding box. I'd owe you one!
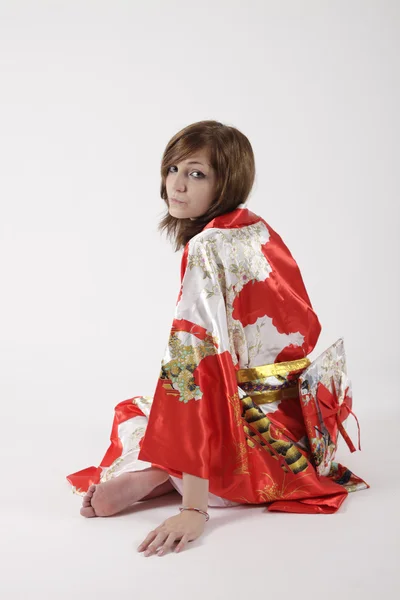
[80,505,97,518]
[82,488,94,504]
[81,484,98,510]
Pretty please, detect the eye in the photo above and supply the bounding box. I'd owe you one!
[167,166,204,179]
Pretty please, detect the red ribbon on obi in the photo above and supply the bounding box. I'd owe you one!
[316,377,361,453]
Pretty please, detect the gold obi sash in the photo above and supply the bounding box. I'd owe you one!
[236,356,311,406]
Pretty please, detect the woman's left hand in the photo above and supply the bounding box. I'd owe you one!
[137,510,207,557]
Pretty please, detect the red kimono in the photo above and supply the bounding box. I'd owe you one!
[67,203,369,513]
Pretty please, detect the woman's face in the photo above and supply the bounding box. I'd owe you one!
[165,149,217,220]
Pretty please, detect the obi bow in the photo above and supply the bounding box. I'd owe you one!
[316,376,361,453]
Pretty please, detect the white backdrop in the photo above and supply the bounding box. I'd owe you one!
[0,1,398,598]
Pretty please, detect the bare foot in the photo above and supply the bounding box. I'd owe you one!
[140,478,175,501]
[80,469,172,518]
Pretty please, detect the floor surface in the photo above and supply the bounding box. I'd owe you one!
[1,405,398,600]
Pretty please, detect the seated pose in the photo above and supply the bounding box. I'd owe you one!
[67,119,369,556]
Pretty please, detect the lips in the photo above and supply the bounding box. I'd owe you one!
[170,197,186,204]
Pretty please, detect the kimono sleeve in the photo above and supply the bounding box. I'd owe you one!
[137,237,241,481]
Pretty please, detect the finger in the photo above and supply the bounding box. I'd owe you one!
[137,531,157,552]
[157,533,178,556]
[175,534,190,553]
[144,532,168,556]
[137,530,158,552]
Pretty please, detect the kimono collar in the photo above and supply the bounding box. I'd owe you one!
[201,203,262,232]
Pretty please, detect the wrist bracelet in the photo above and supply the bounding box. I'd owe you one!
[179,506,210,521]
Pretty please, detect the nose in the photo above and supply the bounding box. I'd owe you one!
[173,170,186,192]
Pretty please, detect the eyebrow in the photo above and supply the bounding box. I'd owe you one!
[184,160,208,166]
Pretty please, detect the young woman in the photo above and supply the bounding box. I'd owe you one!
[67,120,369,556]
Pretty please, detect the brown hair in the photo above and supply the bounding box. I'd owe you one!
[158,120,256,252]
